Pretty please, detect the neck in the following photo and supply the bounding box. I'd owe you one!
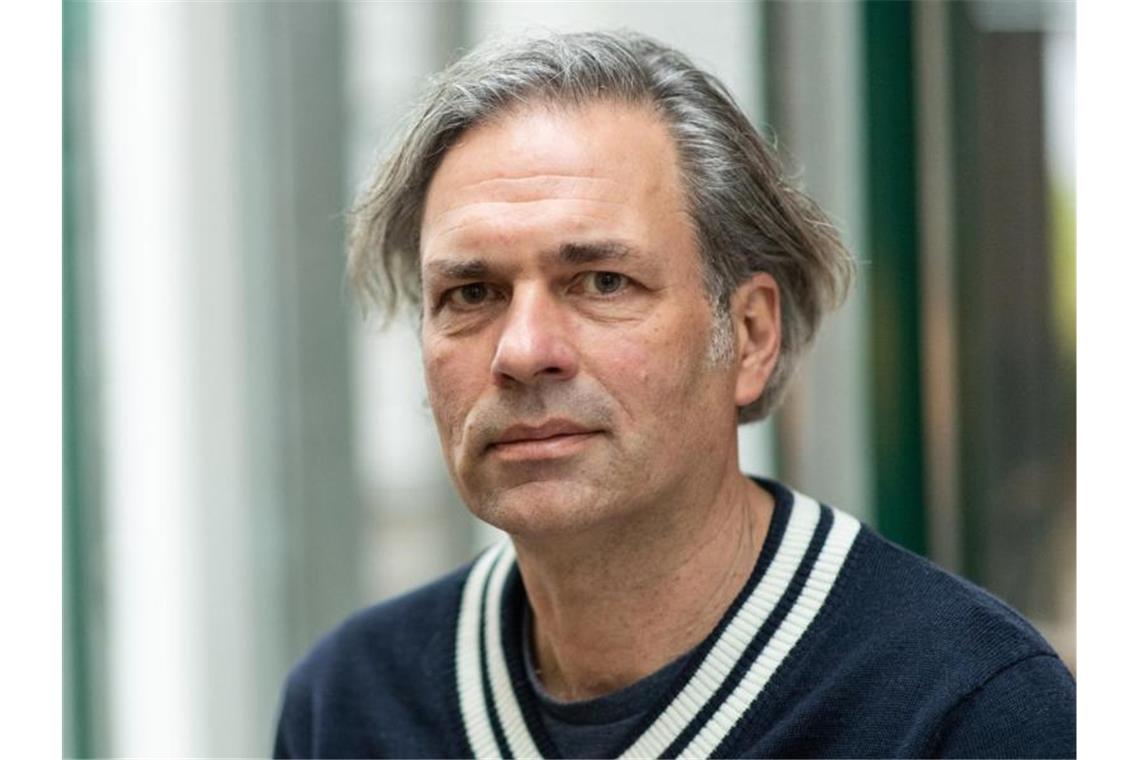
[511,471,773,702]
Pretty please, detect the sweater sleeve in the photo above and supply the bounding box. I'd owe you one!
[930,653,1076,759]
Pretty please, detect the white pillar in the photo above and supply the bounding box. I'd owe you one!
[93,2,206,753]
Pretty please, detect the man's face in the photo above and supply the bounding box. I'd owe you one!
[419,101,743,536]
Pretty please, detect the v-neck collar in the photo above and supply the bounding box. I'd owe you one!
[454,481,861,759]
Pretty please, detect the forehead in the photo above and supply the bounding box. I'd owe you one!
[420,101,695,268]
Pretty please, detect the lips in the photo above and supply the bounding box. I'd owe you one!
[493,419,595,445]
[487,419,602,460]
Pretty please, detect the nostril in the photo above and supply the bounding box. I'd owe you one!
[491,347,578,386]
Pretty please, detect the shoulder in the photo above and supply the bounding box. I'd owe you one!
[838,525,1059,670]
[928,651,1075,758]
[273,560,475,758]
[812,519,1075,756]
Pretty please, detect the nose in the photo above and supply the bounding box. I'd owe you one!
[490,286,579,387]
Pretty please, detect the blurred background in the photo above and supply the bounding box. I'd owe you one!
[63,1,1075,756]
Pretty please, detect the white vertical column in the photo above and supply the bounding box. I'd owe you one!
[92,2,205,754]
[180,4,260,754]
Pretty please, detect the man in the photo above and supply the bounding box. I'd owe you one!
[275,31,1075,758]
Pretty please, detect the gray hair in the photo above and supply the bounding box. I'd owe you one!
[348,30,853,422]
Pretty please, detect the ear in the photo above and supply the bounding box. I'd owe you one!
[731,273,781,409]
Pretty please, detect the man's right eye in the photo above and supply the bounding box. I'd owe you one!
[444,282,492,308]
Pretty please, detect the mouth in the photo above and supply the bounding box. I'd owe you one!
[487,420,603,462]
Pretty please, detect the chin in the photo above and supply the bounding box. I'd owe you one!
[465,477,617,537]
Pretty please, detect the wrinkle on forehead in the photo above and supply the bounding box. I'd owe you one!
[451,173,621,199]
[424,197,634,254]
[424,173,625,229]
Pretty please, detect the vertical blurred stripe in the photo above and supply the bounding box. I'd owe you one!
[949,3,1071,631]
[225,1,359,750]
[93,2,205,751]
[914,1,963,573]
[864,0,928,555]
[63,4,85,752]
[231,1,360,733]
[947,2,984,584]
[63,1,102,755]
[763,1,872,524]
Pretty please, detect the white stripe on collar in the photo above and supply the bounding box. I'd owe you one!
[455,490,859,760]
[456,542,507,758]
[619,492,822,758]
[484,544,543,758]
[678,507,860,757]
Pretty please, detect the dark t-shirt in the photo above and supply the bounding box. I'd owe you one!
[522,605,692,758]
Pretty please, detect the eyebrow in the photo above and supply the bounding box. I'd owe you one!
[424,240,639,282]
[556,240,635,265]
[426,258,489,280]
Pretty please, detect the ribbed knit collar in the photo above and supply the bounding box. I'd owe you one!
[454,480,861,759]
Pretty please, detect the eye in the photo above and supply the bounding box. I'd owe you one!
[443,282,494,309]
[582,271,629,296]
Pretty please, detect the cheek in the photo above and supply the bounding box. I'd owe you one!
[589,317,711,414]
[595,345,651,406]
[423,341,483,441]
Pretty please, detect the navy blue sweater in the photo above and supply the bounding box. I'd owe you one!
[274,481,1075,758]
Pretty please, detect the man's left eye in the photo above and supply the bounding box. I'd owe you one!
[583,271,628,295]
